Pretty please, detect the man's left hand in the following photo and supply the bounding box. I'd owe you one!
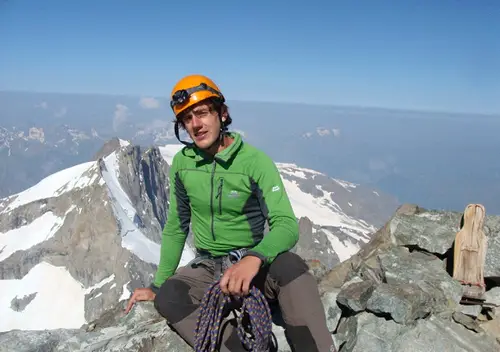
[219,255,262,296]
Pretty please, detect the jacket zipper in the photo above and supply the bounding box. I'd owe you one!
[216,178,224,215]
[210,160,217,241]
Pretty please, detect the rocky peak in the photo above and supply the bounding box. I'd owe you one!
[0,141,187,332]
[318,203,500,351]
[2,203,500,351]
[93,137,131,160]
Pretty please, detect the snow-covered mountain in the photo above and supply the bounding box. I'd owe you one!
[0,121,176,200]
[0,140,398,333]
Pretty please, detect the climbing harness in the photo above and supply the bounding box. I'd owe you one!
[192,250,274,352]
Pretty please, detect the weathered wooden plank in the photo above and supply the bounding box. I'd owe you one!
[453,203,488,300]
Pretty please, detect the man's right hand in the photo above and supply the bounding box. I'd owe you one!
[124,287,156,314]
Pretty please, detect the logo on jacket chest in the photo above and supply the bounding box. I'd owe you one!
[228,190,240,198]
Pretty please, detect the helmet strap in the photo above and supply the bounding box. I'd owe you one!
[174,121,194,147]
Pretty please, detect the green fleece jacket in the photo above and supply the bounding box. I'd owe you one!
[152,132,299,288]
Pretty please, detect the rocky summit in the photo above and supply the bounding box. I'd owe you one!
[318,203,500,352]
[1,197,500,351]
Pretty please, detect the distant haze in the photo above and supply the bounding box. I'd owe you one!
[1,90,499,215]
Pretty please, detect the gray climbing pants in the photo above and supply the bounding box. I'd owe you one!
[154,251,336,352]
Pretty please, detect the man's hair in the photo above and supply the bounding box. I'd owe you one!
[211,98,233,129]
[175,97,232,130]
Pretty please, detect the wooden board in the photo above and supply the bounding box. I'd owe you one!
[453,203,488,300]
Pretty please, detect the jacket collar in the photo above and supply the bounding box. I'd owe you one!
[183,131,243,163]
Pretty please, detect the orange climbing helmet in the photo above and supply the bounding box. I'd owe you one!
[169,74,225,117]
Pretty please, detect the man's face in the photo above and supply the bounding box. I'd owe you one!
[179,101,222,149]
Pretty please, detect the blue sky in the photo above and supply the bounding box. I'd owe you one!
[1,0,499,114]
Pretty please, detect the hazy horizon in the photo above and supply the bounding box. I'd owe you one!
[2,90,500,216]
[1,1,499,115]
[2,89,499,119]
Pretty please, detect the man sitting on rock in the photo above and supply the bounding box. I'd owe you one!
[125,74,336,352]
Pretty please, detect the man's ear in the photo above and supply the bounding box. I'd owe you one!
[221,107,228,122]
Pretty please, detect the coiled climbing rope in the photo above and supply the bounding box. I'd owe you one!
[194,281,273,352]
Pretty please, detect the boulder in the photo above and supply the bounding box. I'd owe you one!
[2,203,500,351]
[321,203,500,351]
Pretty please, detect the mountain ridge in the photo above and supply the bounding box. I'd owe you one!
[0,139,398,335]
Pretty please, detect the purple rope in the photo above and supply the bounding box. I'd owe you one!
[194,281,273,352]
